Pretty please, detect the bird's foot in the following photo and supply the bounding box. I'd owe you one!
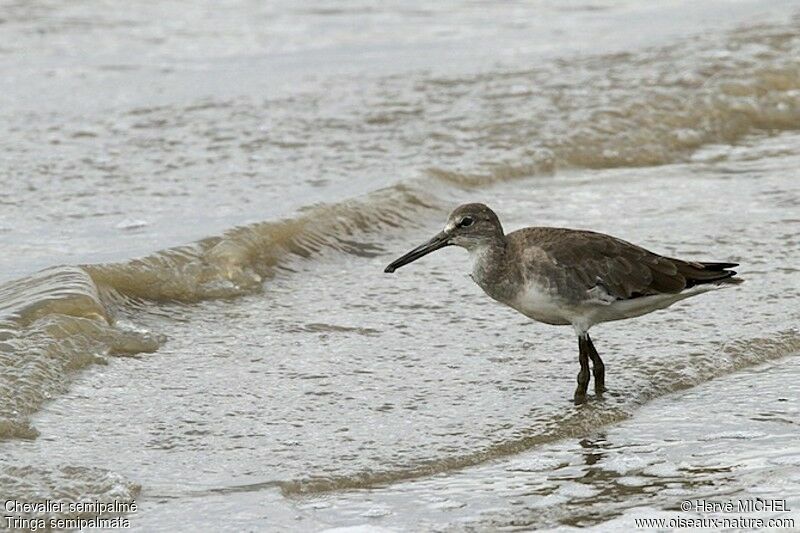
[574,389,608,405]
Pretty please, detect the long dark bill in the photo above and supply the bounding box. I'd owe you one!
[384,231,450,273]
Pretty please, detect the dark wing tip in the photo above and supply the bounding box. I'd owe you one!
[384,265,396,273]
[682,261,742,288]
[699,261,739,270]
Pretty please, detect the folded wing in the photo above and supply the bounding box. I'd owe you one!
[515,228,739,301]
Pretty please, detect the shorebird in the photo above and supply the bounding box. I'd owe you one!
[384,203,742,404]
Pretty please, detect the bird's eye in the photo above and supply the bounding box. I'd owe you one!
[459,216,474,228]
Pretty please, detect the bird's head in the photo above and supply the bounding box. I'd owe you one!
[384,203,504,273]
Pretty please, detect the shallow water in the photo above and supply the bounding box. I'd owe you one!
[1,1,799,531]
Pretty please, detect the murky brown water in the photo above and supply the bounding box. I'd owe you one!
[1,1,799,531]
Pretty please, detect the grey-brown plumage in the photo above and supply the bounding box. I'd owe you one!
[385,203,742,403]
[505,227,739,301]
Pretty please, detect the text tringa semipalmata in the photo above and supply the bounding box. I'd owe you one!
[384,203,742,404]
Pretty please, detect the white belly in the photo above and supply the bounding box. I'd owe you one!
[510,283,573,326]
[508,282,722,330]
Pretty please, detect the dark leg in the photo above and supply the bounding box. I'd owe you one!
[575,335,591,404]
[585,333,606,395]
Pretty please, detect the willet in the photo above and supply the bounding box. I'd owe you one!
[385,203,742,404]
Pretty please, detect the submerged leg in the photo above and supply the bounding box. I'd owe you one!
[575,335,591,404]
[585,333,606,395]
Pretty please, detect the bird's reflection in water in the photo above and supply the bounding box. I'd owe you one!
[578,435,610,467]
[498,433,737,529]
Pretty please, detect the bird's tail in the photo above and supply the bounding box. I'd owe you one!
[674,260,743,288]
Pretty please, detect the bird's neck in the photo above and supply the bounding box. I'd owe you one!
[468,236,517,303]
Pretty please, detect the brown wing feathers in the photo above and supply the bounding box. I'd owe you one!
[517,228,740,301]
